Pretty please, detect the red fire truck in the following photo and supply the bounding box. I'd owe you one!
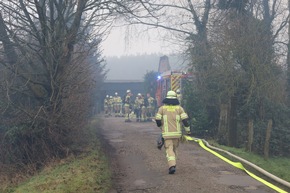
[155,56,191,107]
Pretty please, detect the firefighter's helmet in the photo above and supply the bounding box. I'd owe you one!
[166,90,177,99]
[115,92,118,95]
[127,89,131,93]
[106,95,109,98]
[176,89,181,94]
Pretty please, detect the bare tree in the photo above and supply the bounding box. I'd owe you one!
[212,0,288,151]
[0,0,116,166]
[115,0,216,133]
[120,0,290,155]
[287,0,290,105]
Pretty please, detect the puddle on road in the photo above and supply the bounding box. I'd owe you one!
[217,173,262,187]
[219,170,234,175]
[142,128,157,132]
[134,179,146,186]
[104,132,123,139]
[109,139,124,143]
[150,131,162,136]
[103,132,124,143]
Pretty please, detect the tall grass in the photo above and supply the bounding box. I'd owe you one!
[208,140,290,182]
[2,117,112,193]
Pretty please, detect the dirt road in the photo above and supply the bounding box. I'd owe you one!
[100,116,277,193]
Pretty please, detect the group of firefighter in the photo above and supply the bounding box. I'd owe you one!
[103,89,157,122]
[104,88,190,175]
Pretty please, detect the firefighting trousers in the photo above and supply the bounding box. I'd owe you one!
[147,106,155,119]
[124,104,130,120]
[104,106,108,115]
[114,104,122,115]
[141,106,147,121]
[164,138,179,168]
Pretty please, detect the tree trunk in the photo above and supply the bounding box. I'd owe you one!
[0,13,48,101]
[287,0,290,106]
[246,119,254,152]
[217,104,228,145]
[264,119,273,160]
[228,96,238,147]
[0,14,18,65]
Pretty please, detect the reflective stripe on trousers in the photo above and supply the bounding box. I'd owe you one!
[124,104,130,120]
[164,138,179,168]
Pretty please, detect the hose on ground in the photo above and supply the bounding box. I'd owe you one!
[201,139,290,189]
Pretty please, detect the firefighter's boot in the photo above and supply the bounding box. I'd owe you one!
[169,166,176,174]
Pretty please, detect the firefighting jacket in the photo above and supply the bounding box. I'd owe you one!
[124,94,131,105]
[147,96,155,107]
[135,97,144,109]
[155,104,189,139]
[113,96,122,104]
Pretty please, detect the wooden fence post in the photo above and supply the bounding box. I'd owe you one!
[264,119,273,160]
[218,104,228,145]
[246,119,254,152]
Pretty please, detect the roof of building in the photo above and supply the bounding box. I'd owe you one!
[104,79,143,83]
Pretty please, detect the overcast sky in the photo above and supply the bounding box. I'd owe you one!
[100,25,187,81]
[104,54,185,81]
[100,25,177,57]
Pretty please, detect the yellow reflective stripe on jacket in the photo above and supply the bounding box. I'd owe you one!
[162,132,182,137]
[156,113,162,120]
[163,105,178,111]
[176,115,181,132]
[163,115,168,133]
[181,112,188,119]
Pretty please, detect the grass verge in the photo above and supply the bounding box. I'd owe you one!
[3,117,112,193]
[207,140,290,183]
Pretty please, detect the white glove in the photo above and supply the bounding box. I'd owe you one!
[184,126,191,135]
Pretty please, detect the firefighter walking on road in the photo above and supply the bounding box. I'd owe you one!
[113,92,122,117]
[155,90,191,174]
[124,90,132,122]
[108,96,114,116]
[140,94,147,122]
[146,93,156,121]
[104,95,110,117]
[135,93,146,122]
